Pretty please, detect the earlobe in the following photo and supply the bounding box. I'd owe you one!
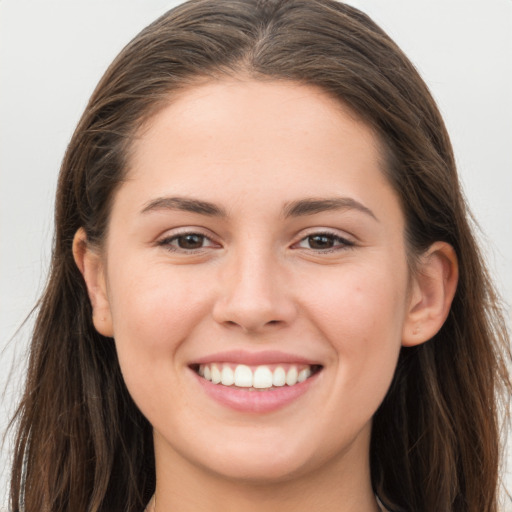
[402,241,458,347]
[72,228,114,337]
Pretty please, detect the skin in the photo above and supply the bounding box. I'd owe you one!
[74,79,458,512]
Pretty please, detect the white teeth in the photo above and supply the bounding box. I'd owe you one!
[272,366,286,387]
[253,366,273,389]
[221,365,234,386]
[234,364,253,387]
[211,364,221,384]
[285,366,298,386]
[198,363,315,389]
[297,368,311,383]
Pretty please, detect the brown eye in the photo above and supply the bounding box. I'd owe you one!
[295,232,354,251]
[307,235,335,249]
[158,232,218,252]
[177,234,205,249]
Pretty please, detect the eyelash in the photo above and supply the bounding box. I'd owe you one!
[157,231,218,253]
[295,232,355,252]
[157,230,354,253]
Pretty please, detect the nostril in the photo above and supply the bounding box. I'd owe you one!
[220,318,283,331]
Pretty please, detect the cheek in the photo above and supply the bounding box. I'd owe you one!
[306,261,406,339]
[302,261,407,400]
[105,261,216,420]
[106,261,212,363]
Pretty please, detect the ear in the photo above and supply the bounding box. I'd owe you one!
[402,241,458,347]
[72,228,114,337]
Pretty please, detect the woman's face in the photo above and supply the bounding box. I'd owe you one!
[89,80,418,482]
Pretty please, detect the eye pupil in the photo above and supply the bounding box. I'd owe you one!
[178,234,204,249]
[308,235,334,249]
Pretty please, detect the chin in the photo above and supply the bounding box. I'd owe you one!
[201,449,314,484]
[188,425,346,484]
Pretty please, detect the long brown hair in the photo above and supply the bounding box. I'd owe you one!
[9,1,510,511]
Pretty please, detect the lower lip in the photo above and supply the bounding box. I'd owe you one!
[193,370,319,413]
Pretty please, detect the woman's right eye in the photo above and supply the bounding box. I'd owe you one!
[157,232,218,252]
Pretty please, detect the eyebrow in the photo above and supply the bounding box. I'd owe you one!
[140,195,377,221]
[141,196,227,217]
[283,197,378,221]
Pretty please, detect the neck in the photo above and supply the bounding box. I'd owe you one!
[150,429,380,512]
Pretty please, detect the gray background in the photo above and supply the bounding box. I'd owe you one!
[1,0,511,509]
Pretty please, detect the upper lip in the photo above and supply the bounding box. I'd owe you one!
[191,350,322,366]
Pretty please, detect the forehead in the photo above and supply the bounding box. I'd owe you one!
[126,79,389,193]
[105,79,407,243]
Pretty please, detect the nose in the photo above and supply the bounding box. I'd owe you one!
[212,247,297,333]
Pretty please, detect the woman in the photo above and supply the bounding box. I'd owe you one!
[8,1,510,511]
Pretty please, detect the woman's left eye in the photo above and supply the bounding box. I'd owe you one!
[158,233,218,252]
[295,233,354,251]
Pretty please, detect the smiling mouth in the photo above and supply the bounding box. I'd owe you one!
[191,363,323,390]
